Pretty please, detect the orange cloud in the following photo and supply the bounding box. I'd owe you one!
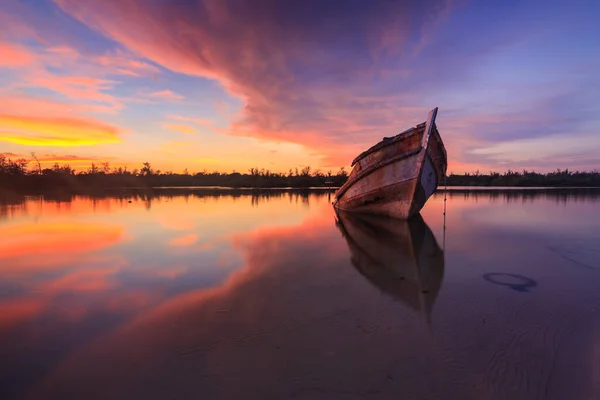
[0,114,122,146]
[163,123,197,134]
[169,234,199,247]
[34,154,114,163]
[0,40,34,67]
[0,152,23,158]
[148,90,184,101]
[0,222,124,272]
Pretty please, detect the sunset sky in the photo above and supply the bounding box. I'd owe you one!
[0,0,598,174]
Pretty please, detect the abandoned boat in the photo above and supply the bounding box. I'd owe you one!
[334,209,444,317]
[333,107,447,219]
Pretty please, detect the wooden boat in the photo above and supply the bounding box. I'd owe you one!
[333,107,447,219]
[334,209,444,317]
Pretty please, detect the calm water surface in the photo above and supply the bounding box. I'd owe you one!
[1,189,600,399]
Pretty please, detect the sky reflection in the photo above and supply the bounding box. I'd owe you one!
[1,189,600,399]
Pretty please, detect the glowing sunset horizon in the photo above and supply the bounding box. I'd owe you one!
[0,0,598,174]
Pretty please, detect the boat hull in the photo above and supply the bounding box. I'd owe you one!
[333,108,446,219]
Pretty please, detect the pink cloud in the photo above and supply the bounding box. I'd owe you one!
[46,45,79,57]
[0,40,34,67]
[0,40,126,113]
[95,48,159,77]
[0,34,156,114]
[168,115,212,125]
[1,93,102,116]
[24,71,123,111]
[53,0,455,167]
[148,90,184,101]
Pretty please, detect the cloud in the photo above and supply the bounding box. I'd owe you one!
[0,152,22,158]
[46,45,80,57]
[95,48,160,77]
[0,298,44,330]
[148,90,184,101]
[154,265,189,279]
[24,71,123,111]
[163,123,197,135]
[52,0,458,165]
[167,115,212,125]
[0,222,124,272]
[468,133,600,169]
[2,93,88,115]
[0,93,125,147]
[43,266,120,293]
[169,234,199,247]
[0,40,34,68]
[0,30,154,114]
[0,114,121,146]
[33,154,115,165]
[37,154,101,161]
[0,42,125,113]
[2,0,591,172]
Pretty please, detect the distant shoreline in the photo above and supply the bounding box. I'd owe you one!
[2,184,600,197]
[2,155,600,192]
[2,157,600,195]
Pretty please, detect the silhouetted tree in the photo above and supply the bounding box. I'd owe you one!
[141,162,153,176]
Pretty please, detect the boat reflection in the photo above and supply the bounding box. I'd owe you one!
[335,210,444,317]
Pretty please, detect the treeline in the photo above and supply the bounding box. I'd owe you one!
[0,156,348,193]
[1,155,599,194]
[446,169,600,187]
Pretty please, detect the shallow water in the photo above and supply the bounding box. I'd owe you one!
[1,189,600,399]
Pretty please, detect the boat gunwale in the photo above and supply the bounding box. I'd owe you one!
[351,123,426,167]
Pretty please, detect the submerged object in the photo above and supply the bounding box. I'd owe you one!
[335,209,444,317]
[333,107,447,219]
